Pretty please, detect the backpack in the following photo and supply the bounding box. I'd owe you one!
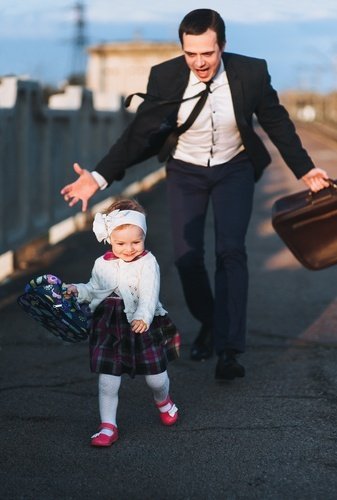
[17,274,91,343]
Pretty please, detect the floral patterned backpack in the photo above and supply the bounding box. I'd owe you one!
[17,274,91,343]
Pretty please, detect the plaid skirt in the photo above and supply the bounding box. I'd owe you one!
[89,295,180,377]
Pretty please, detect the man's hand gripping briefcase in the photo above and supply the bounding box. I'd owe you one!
[272,179,337,270]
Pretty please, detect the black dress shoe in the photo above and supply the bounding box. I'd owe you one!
[190,325,213,361]
[215,354,245,380]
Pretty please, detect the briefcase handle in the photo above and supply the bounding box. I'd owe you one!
[327,178,337,188]
[307,178,337,205]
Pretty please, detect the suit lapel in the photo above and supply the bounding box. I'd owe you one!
[222,53,248,128]
[170,58,190,99]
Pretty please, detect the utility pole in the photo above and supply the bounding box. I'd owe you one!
[70,1,88,84]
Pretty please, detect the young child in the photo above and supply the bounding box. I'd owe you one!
[66,198,180,447]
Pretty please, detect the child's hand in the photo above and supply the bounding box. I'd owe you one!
[131,319,148,333]
[64,284,78,299]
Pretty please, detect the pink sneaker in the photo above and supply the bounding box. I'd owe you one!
[90,423,119,447]
[156,397,179,426]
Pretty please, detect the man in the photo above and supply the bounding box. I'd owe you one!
[61,9,329,381]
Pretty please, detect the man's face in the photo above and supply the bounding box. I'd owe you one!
[182,28,224,82]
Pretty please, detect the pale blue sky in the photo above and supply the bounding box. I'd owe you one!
[1,0,337,36]
[1,1,337,92]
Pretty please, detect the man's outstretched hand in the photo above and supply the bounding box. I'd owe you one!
[61,163,99,212]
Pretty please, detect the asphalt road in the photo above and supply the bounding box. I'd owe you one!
[1,124,337,499]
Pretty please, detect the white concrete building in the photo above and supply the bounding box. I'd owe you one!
[86,41,181,110]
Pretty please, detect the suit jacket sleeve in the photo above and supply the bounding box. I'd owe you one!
[253,60,315,178]
[94,67,179,185]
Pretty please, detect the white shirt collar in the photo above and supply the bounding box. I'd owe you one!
[189,58,227,89]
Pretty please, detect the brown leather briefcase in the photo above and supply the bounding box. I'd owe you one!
[271,179,337,270]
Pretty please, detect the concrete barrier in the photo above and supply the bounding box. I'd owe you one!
[0,77,162,280]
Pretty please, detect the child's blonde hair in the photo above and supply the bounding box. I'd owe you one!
[103,198,145,215]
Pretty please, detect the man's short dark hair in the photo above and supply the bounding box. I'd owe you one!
[178,9,226,48]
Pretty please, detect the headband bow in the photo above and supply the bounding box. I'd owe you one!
[92,209,147,244]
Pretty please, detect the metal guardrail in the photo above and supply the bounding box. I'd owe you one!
[0,77,160,258]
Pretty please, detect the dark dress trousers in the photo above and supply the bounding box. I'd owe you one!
[94,52,315,354]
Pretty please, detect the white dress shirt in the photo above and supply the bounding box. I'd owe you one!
[173,60,244,167]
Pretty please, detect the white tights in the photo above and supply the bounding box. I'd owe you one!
[98,371,170,427]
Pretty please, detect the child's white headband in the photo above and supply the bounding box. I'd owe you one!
[93,209,147,244]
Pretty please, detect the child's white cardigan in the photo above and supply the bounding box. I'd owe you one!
[75,251,167,328]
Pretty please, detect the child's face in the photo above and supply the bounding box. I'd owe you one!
[110,225,145,262]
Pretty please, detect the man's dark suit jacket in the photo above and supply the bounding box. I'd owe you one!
[95,52,315,185]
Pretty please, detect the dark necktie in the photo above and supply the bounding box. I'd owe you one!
[124,80,213,162]
[158,80,213,162]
